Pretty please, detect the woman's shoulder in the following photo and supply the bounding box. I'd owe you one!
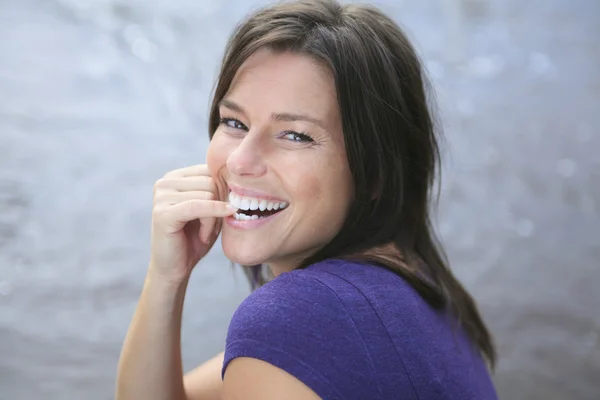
[234,258,421,319]
[236,259,410,312]
[228,260,354,332]
[292,258,423,307]
[224,260,393,364]
[223,260,387,397]
[226,258,427,355]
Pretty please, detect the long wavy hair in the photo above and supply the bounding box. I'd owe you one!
[208,0,496,368]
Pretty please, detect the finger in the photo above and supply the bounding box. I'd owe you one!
[168,199,236,223]
[199,217,216,244]
[155,191,215,206]
[164,164,210,178]
[155,176,216,193]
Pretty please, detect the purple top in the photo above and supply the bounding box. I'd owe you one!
[223,259,498,399]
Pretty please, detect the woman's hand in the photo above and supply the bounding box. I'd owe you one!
[116,165,233,400]
[149,164,235,283]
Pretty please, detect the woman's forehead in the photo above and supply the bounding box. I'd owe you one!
[226,49,337,115]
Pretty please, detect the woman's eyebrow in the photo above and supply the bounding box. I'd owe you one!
[220,99,247,116]
[220,98,326,130]
[272,112,326,130]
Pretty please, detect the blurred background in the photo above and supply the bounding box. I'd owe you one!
[0,0,598,398]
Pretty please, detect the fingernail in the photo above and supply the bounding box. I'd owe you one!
[226,204,237,210]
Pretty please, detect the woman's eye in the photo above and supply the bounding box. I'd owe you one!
[220,117,247,130]
[282,131,314,143]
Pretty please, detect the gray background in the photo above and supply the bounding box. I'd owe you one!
[1,0,599,398]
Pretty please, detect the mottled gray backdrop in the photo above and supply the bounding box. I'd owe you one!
[0,0,598,399]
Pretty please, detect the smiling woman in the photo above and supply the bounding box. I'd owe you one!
[115,1,498,399]
[207,48,353,272]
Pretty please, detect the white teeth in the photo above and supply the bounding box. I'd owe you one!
[250,199,259,210]
[234,213,250,221]
[228,191,289,212]
[229,192,241,208]
[233,212,266,221]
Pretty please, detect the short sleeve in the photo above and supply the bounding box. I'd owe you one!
[222,271,379,399]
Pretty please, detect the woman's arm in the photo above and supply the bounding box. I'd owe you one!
[223,357,320,400]
[184,352,225,400]
[115,272,189,400]
[115,164,235,400]
[115,272,225,400]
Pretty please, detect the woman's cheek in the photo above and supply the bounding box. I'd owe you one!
[206,133,225,174]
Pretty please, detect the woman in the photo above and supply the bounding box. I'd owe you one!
[116,0,498,399]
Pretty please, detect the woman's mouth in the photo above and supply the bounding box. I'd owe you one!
[228,191,289,221]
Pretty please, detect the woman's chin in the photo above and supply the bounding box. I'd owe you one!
[221,242,266,266]
[226,255,265,266]
[221,230,268,263]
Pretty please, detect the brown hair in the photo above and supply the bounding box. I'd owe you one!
[209,0,496,367]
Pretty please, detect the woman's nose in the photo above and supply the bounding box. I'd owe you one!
[226,136,267,177]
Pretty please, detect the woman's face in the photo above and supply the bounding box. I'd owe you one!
[207,49,353,275]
